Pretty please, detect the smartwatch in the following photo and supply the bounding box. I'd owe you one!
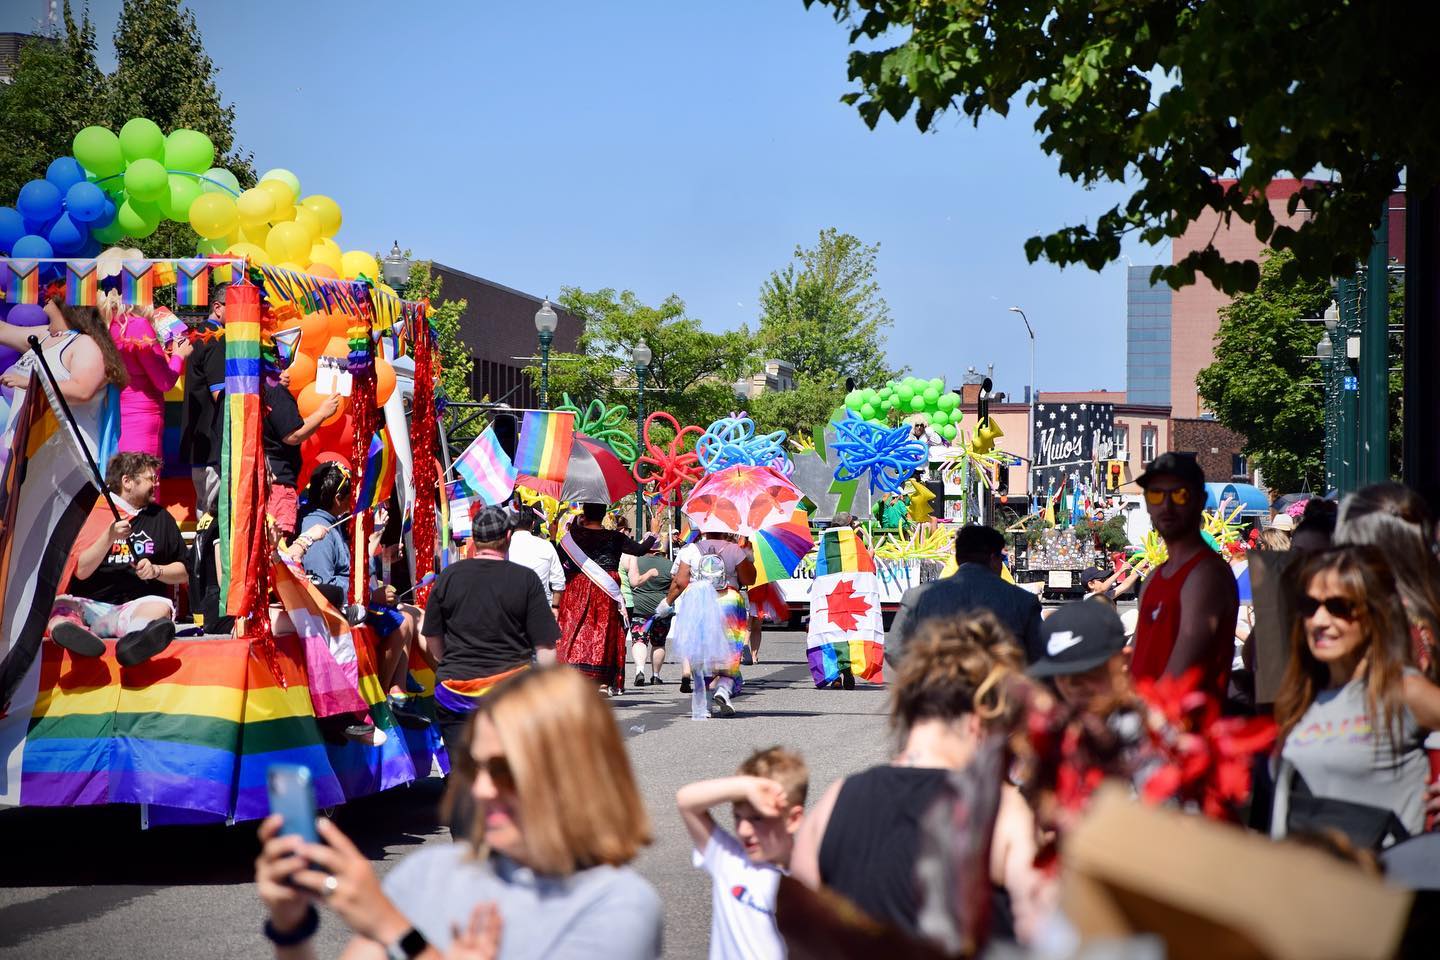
[385,927,429,960]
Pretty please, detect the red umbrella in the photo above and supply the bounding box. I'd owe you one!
[517,434,637,504]
[682,465,802,536]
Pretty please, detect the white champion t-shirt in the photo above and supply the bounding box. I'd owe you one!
[693,828,785,960]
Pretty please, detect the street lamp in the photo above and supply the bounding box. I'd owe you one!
[633,341,652,532]
[1008,306,1036,505]
[732,377,750,404]
[381,240,410,291]
[534,298,558,408]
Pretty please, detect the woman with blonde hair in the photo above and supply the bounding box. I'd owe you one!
[99,290,191,457]
[256,665,662,959]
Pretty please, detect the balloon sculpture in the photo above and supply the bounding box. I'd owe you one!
[844,375,962,442]
[0,118,375,282]
[632,411,704,507]
[694,413,791,476]
[555,394,638,465]
[830,411,929,495]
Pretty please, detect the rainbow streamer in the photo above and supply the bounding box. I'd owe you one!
[219,284,264,619]
[355,429,397,514]
[65,261,98,307]
[120,261,154,307]
[6,261,40,304]
[514,411,575,484]
[176,259,210,308]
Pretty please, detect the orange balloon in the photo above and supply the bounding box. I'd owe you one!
[298,312,330,356]
[375,356,396,405]
[287,351,316,392]
[321,335,349,359]
[308,263,339,280]
[296,382,324,419]
[323,394,348,427]
[327,312,352,340]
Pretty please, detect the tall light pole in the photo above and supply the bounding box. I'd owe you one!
[534,298,558,409]
[1009,306,1035,505]
[633,341,651,533]
[381,240,410,291]
[1360,206,1390,483]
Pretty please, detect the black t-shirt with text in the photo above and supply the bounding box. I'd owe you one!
[263,384,305,487]
[421,558,560,681]
[70,503,186,606]
[180,329,225,466]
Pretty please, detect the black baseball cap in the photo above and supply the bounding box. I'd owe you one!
[1136,451,1205,492]
[1080,566,1106,586]
[1028,601,1127,679]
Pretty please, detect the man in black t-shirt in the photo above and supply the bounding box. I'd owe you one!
[48,452,190,666]
[265,368,339,540]
[421,504,559,759]
[179,299,226,508]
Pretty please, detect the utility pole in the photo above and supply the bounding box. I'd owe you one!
[1335,277,1361,497]
[1359,206,1391,484]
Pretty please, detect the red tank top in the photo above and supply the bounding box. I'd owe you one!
[1132,549,1230,698]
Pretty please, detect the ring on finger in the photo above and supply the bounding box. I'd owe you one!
[322,874,339,897]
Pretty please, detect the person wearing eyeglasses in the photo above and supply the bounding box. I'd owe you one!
[1129,452,1238,700]
[1269,546,1440,848]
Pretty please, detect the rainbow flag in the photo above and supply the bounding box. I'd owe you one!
[219,284,266,619]
[355,429,397,514]
[454,425,517,506]
[176,258,210,308]
[6,260,40,304]
[514,411,574,484]
[806,527,884,686]
[65,260,98,306]
[120,260,154,307]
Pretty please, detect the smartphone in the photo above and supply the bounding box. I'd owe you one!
[267,763,318,843]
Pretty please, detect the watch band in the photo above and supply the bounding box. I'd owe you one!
[385,927,429,960]
[263,905,319,946]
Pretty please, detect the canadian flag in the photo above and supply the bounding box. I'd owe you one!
[806,569,885,686]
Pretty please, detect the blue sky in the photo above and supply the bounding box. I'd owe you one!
[5,0,1166,399]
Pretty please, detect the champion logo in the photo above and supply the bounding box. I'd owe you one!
[730,885,772,916]
[1046,630,1083,657]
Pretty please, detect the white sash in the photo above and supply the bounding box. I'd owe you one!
[559,529,629,628]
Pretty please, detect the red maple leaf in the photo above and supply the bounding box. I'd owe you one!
[825,579,872,632]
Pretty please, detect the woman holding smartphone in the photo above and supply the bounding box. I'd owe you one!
[255,665,662,959]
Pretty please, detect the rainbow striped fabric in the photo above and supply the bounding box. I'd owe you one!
[454,425,517,506]
[120,261,154,307]
[219,284,266,620]
[6,260,40,304]
[514,411,574,484]
[176,258,210,308]
[65,261,98,306]
[806,527,885,686]
[355,429,397,514]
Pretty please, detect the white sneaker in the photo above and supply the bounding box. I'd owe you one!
[710,690,735,718]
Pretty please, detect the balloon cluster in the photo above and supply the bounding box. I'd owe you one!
[830,411,930,495]
[633,411,704,507]
[0,299,49,378]
[555,394,637,465]
[694,413,791,476]
[844,375,962,442]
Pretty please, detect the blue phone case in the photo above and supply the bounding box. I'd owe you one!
[267,763,318,844]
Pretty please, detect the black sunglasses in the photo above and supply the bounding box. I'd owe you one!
[470,753,515,793]
[1297,594,1360,621]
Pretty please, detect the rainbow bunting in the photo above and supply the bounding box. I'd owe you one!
[6,260,40,304]
[355,429,397,514]
[514,411,575,484]
[176,259,210,308]
[453,425,517,506]
[65,261,98,307]
[120,260,154,307]
[806,527,884,686]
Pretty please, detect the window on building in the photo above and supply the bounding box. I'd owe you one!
[1114,426,1129,461]
[1141,426,1158,465]
[1232,454,1249,478]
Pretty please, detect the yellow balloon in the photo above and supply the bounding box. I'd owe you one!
[236,186,275,225]
[275,261,307,273]
[258,179,296,218]
[240,220,271,245]
[266,221,312,264]
[340,249,380,281]
[313,236,342,259]
[291,205,322,245]
[308,241,343,273]
[226,241,270,266]
[189,192,239,239]
[300,194,343,238]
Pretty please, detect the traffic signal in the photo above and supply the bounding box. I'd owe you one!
[1108,460,1123,491]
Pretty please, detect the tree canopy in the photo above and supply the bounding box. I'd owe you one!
[803,0,1431,293]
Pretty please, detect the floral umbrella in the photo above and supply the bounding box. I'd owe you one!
[682,464,802,537]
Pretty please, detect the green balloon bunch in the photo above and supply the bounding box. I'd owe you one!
[843,375,962,441]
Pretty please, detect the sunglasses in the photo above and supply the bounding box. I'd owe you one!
[469,753,516,793]
[1144,487,1190,506]
[1297,594,1360,621]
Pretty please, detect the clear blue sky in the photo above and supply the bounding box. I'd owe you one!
[5,0,1166,399]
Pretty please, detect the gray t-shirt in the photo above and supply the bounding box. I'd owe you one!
[382,843,663,958]
[1278,674,1430,836]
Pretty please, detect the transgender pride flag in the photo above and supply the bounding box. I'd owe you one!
[454,425,517,506]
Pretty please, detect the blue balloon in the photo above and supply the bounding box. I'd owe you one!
[17,179,62,223]
[0,207,24,251]
[78,236,102,258]
[94,198,117,229]
[48,213,88,255]
[65,181,107,223]
[45,157,88,194]
[11,234,55,259]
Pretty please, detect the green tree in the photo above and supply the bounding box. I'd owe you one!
[534,287,755,431]
[747,369,846,440]
[0,3,107,203]
[803,1,1432,292]
[401,259,474,413]
[756,228,896,386]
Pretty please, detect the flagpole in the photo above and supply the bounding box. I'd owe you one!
[27,335,122,524]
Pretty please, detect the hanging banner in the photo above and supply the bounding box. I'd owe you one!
[6,260,40,304]
[1031,401,1115,497]
[120,260,154,307]
[65,260,99,307]
[176,258,210,307]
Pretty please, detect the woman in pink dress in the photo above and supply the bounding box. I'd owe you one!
[101,293,192,458]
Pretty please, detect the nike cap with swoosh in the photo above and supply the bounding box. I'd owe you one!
[1028,600,1127,679]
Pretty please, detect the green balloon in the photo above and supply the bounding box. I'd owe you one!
[938,393,958,411]
[164,129,215,174]
[160,174,202,221]
[116,198,161,238]
[92,218,127,244]
[261,167,302,197]
[922,386,940,404]
[119,117,165,162]
[124,158,168,202]
[881,397,895,410]
[860,403,877,420]
[896,385,914,403]
[929,377,944,391]
[909,395,926,412]
[931,410,949,426]
[940,424,957,441]
[201,166,240,195]
[845,391,863,410]
[73,125,124,179]
[923,412,937,425]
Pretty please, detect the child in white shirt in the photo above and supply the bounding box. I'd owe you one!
[676,747,809,960]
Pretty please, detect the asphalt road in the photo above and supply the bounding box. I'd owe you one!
[0,629,890,960]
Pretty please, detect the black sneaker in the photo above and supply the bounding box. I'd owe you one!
[649,674,666,685]
[635,671,646,688]
[679,676,692,694]
[842,670,855,690]
[117,620,176,667]
[51,621,104,658]
[740,647,754,666]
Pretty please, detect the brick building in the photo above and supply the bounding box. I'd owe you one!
[1170,418,1251,483]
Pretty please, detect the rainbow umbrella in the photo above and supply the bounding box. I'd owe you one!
[751,508,814,585]
[517,434,637,504]
[682,464,801,537]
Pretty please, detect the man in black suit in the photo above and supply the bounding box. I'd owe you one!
[887,524,1044,665]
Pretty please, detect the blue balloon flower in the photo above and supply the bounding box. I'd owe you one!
[830,411,929,494]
